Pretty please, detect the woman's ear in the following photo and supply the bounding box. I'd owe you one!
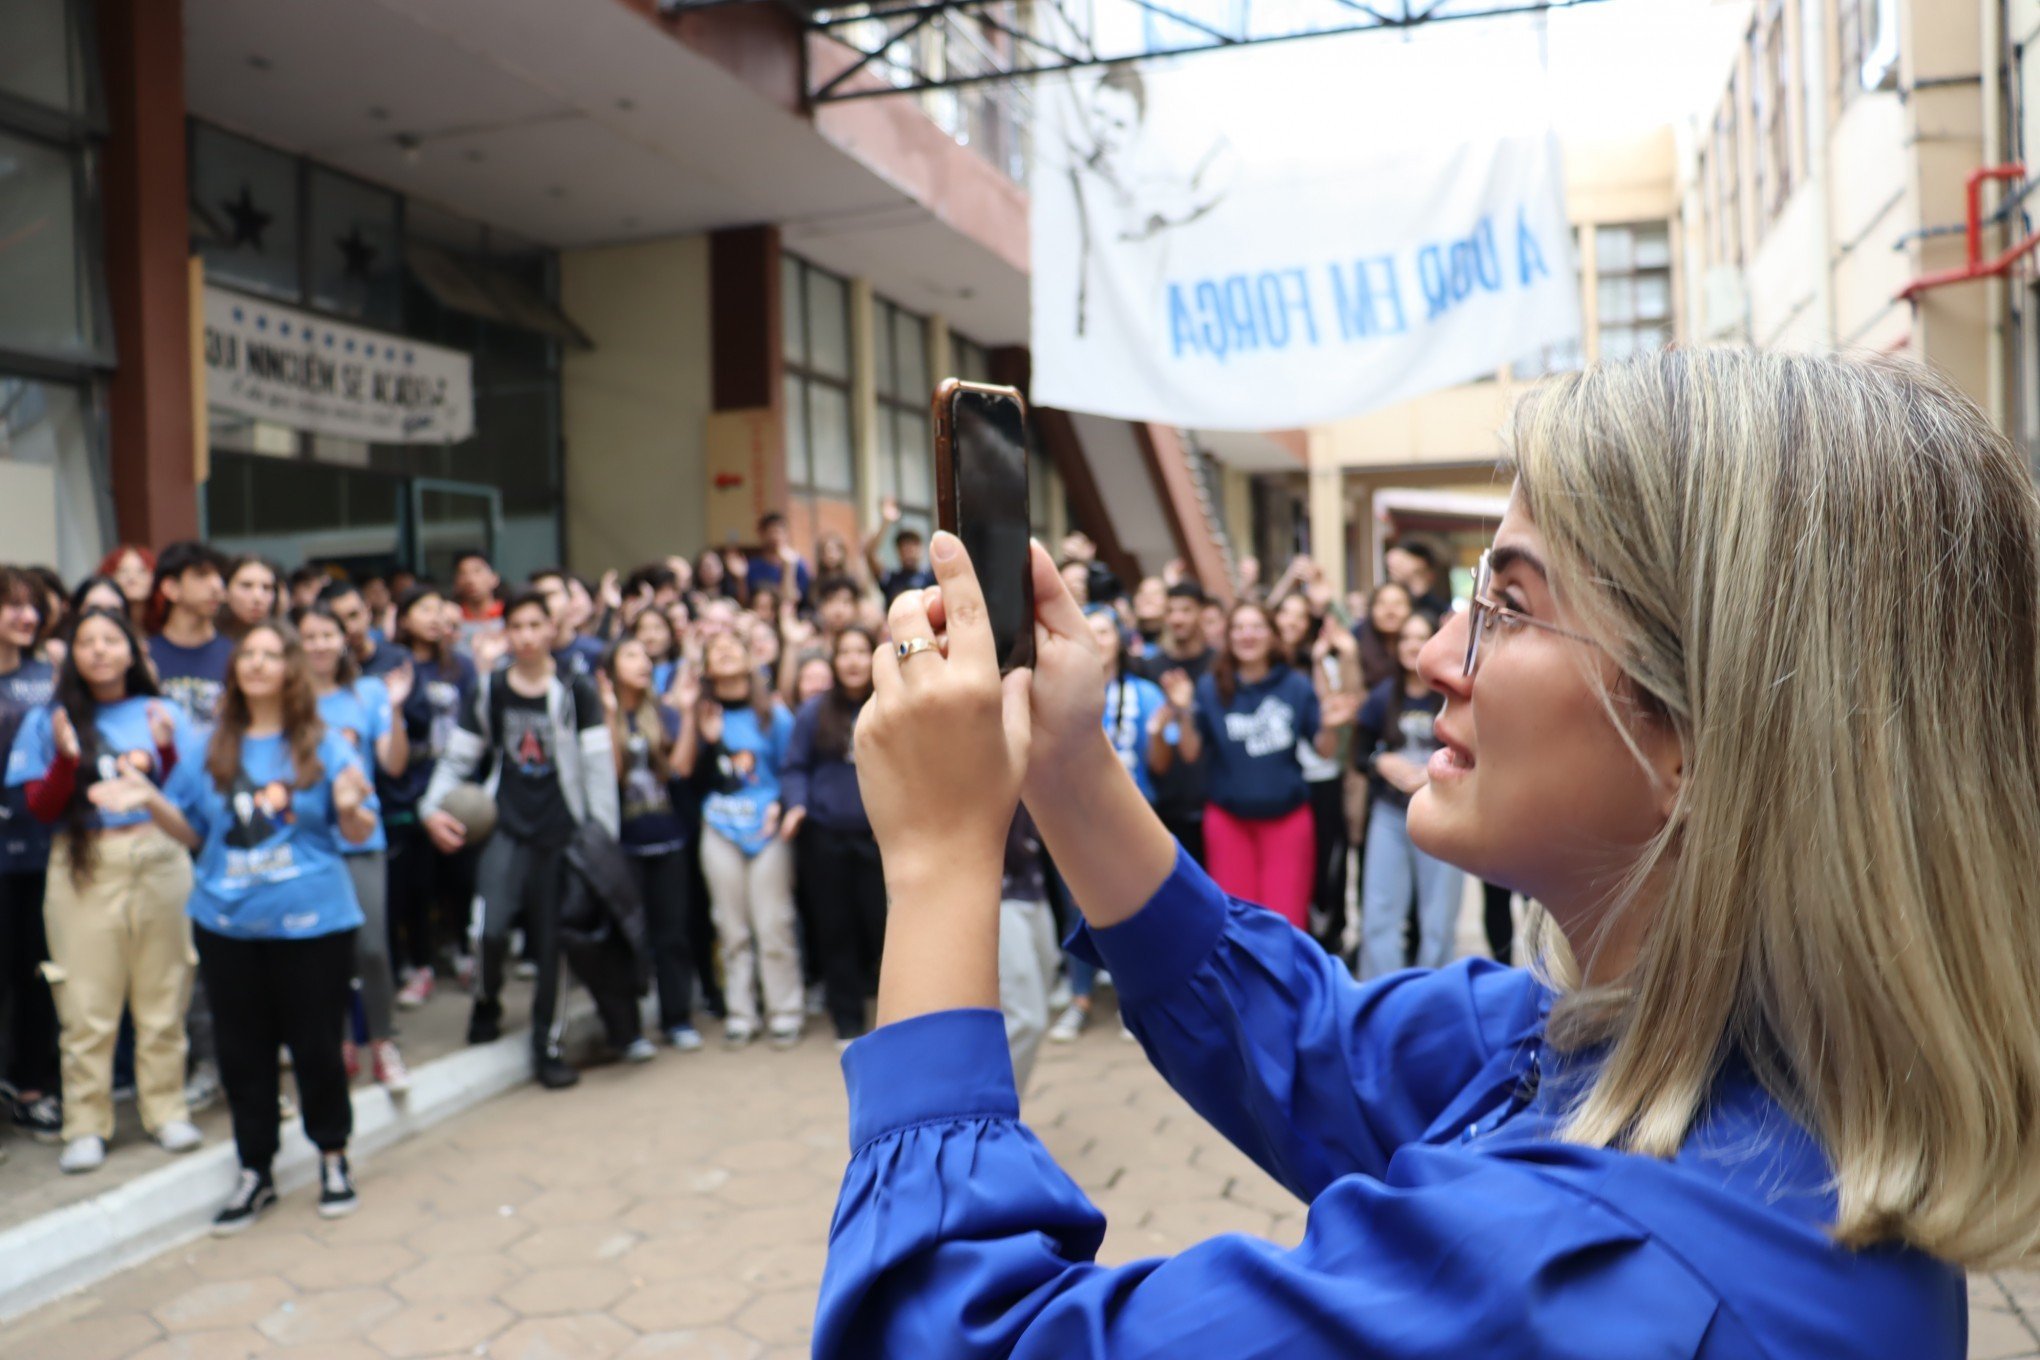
[1643,718,1684,824]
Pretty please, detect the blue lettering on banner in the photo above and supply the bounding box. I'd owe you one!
[1167,267,1321,363]
[1516,204,1551,286]
[1159,204,1562,361]
[1329,256,1406,341]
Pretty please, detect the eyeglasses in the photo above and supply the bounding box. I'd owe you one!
[1462,549,1599,679]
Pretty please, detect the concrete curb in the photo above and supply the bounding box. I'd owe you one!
[0,1003,600,1323]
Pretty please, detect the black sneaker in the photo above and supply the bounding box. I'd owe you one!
[466,998,502,1045]
[212,1169,277,1236]
[9,1091,61,1144]
[535,1054,580,1090]
[317,1154,358,1218]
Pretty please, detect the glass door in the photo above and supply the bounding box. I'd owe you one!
[409,479,502,584]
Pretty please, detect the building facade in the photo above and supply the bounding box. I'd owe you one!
[2,0,1222,593]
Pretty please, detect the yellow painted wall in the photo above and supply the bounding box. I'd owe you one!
[560,235,713,578]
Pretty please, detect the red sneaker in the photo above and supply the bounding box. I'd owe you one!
[395,968,434,1010]
[371,1040,411,1094]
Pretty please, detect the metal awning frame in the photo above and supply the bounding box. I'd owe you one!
[661,0,1606,105]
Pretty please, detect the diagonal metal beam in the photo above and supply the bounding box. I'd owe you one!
[813,10,939,99]
[1121,0,1241,45]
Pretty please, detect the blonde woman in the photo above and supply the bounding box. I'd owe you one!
[815,351,2040,1357]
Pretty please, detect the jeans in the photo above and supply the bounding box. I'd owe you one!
[1358,800,1467,980]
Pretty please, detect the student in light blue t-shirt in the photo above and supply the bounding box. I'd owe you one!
[3,607,199,1175]
[297,601,414,1094]
[124,620,377,1237]
[674,630,798,1048]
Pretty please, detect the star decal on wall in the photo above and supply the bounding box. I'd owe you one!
[336,226,378,278]
[220,184,273,252]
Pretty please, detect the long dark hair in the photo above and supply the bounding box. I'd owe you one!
[394,585,451,669]
[52,608,159,885]
[602,636,670,777]
[1355,581,1414,691]
[1374,612,1436,752]
[1211,600,1292,705]
[812,626,876,761]
[206,622,326,794]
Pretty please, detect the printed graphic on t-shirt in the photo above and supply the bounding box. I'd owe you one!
[424,680,461,757]
[621,732,671,822]
[160,676,224,727]
[1398,707,1440,763]
[1225,696,1297,758]
[503,705,555,777]
[92,744,159,785]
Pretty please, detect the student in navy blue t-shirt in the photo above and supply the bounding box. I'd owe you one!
[146,541,236,728]
[383,586,478,1010]
[1165,600,1334,931]
[601,635,701,1051]
[7,608,200,1174]
[0,567,59,1139]
[124,620,376,1235]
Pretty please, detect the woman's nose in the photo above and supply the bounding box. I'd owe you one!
[1419,610,1473,701]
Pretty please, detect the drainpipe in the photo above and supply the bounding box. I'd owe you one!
[1984,0,2008,431]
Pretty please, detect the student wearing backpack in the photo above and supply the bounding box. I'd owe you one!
[420,591,619,1090]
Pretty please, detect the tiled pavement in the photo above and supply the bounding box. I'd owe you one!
[8,994,2037,1358]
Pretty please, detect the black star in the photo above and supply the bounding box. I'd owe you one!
[336,226,378,278]
[220,184,273,252]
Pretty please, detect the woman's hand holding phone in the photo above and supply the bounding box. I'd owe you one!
[856,531,1032,1026]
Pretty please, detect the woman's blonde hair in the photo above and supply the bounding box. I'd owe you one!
[1510,347,2040,1269]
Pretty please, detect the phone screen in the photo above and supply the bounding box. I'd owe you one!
[948,387,1035,671]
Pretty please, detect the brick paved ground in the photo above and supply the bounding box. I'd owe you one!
[10,989,2038,1358]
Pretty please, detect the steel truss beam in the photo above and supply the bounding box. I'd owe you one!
[660,0,1604,105]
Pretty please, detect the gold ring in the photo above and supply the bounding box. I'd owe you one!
[895,637,938,662]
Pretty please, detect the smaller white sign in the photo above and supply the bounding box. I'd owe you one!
[203,286,474,444]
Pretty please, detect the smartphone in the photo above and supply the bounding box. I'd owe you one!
[932,378,1036,672]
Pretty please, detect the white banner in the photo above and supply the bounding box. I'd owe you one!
[202,286,473,444]
[1030,33,1582,431]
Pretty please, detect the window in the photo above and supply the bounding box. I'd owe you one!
[1839,0,1899,103]
[876,300,933,537]
[781,255,857,523]
[1712,89,1745,268]
[1750,0,1796,227]
[1594,223,1673,363]
[0,376,111,581]
[191,122,303,303]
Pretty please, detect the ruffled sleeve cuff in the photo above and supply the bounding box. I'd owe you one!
[1064,841,1229,1006]
[842,1008,1018,1151]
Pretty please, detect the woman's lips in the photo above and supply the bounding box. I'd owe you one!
[1430,723,1475,780]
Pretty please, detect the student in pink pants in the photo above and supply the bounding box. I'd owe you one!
[1151,601,1356,930]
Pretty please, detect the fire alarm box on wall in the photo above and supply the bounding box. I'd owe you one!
[704,408,780,545]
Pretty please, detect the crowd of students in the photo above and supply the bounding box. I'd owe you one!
[0,498,1490,1235]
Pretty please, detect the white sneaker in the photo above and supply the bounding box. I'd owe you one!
[155,1120,203,1153]
[59,1135,106,1174]
[1047,1003,1089,1043]
[665,1026,704,1053]
[623,1037,657,1063]
[768,1019,803,1050]
[723,1020,757,1049]
[184,1066,223,1113]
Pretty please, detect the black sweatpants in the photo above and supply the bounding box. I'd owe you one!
[625,847,697,1032]
[196,925,355,1174]
[0,869,59,1095]
[386,818,477,975]
[803,824,887,1040]
[1307,777,1349,955]
[1158,807,1206,870]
